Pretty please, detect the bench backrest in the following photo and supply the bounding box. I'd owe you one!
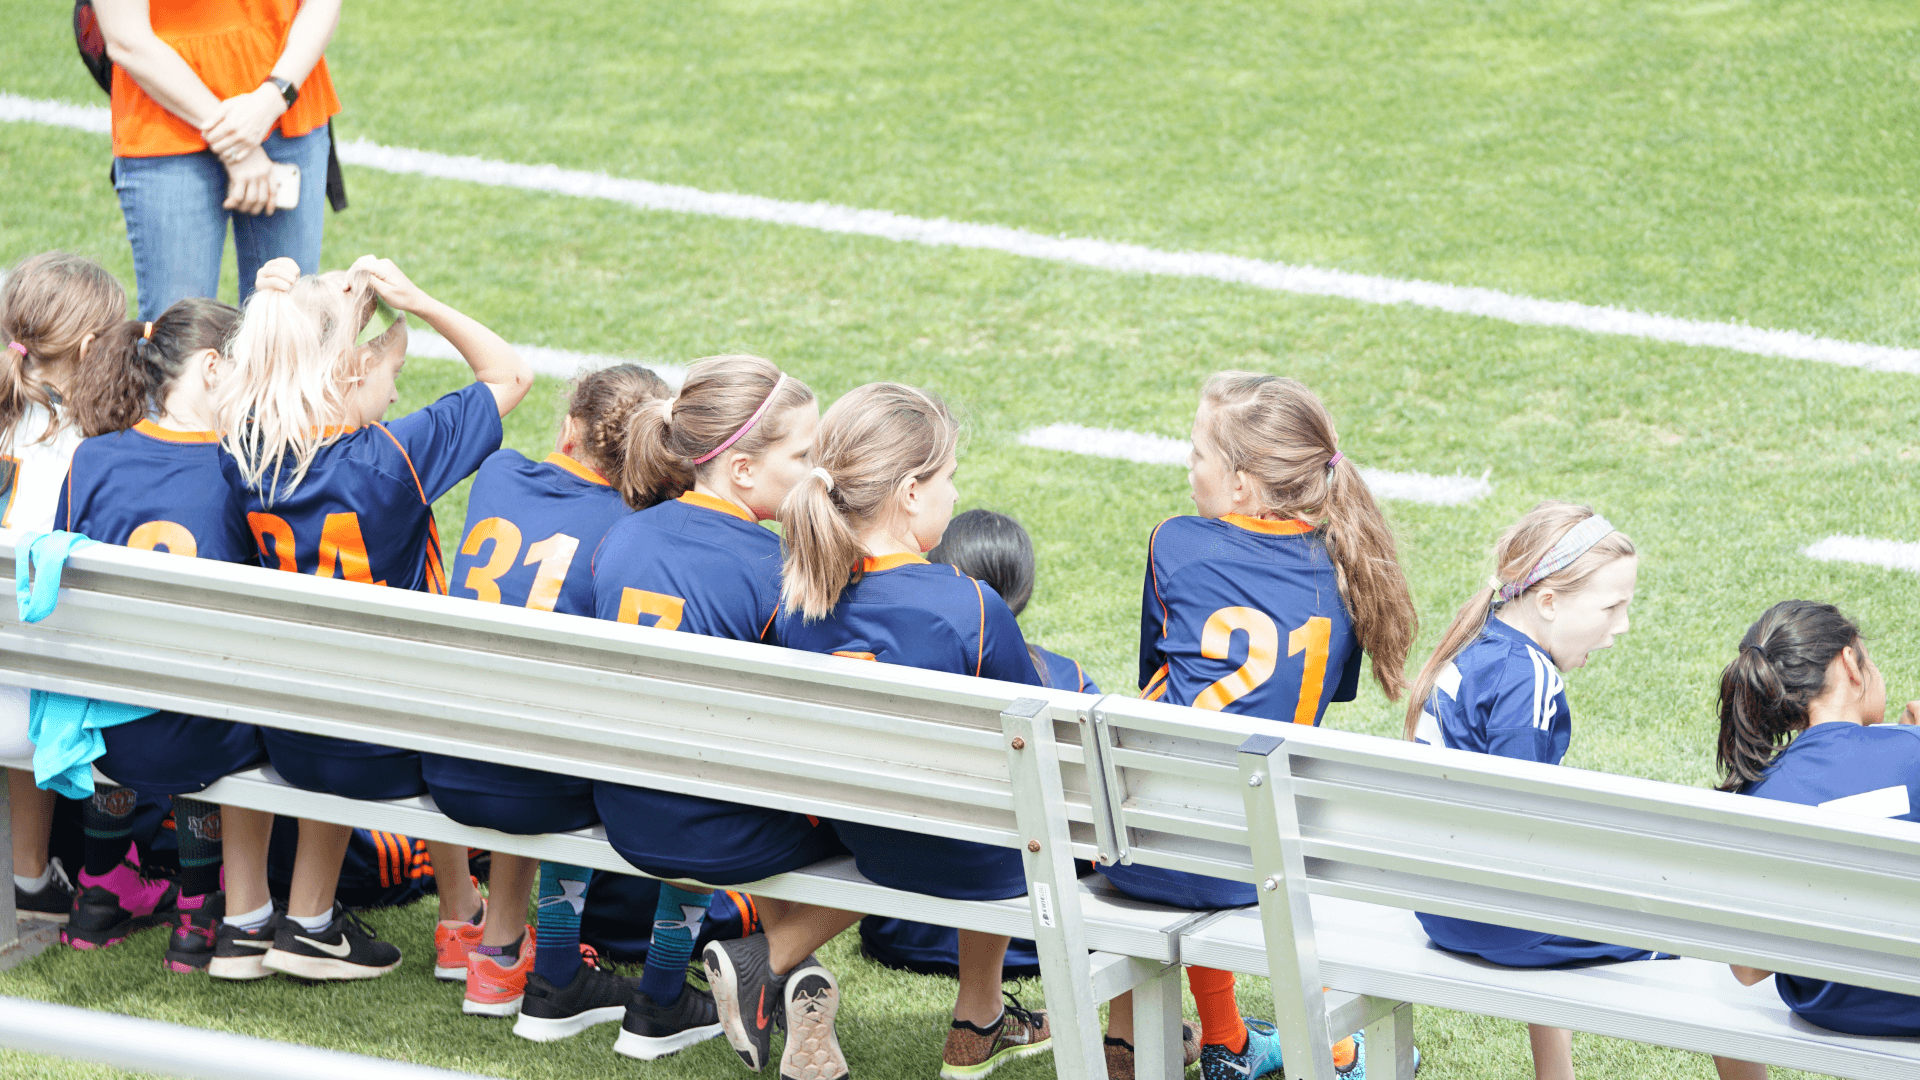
[1083,693,1920,1000]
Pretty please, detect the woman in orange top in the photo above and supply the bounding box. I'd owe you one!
[96,0,343,319]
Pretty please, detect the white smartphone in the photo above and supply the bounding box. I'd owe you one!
[270,162,301,210]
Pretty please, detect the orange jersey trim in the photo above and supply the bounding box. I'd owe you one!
[860,552,928,573]
[1142,663,1171,701]
[545,452,610,486]
[833,650,877,661]
[969,574,986,677]
[677,490,755,522]
[1222,514,1314,536]
[133,420,219,444]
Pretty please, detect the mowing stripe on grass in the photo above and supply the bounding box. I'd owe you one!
[407,330,685,385]
[1018,423,1491,506]
[5,91,1918,374]
[1803,536,1920,574]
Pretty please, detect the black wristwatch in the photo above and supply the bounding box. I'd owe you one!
[266,77,299,109]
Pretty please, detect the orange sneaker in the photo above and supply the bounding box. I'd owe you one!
[435,901,486,982]
[464,926,536,1017]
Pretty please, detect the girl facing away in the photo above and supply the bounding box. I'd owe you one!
[1406,501,1654,1080]
[589,355,822,1060]
[424,363,670,1022]
[215,255,532,979]
[56,298,275,975]
[1716,601,1920,1046]
[701,383,1051,1080]
[0,253,127,928]
[1101,372,1417,1080]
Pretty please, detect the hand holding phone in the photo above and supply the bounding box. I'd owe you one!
[270,162,300,210]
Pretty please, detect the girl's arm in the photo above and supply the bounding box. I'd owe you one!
[1729,965,1772,986]
[354,258,534,417]
[202,0,342,161]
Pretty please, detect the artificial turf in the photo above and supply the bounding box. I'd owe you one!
[1,0,1914,1076]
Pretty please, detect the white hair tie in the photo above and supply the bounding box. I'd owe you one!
[810,466,834,492]
[656,397,676,423]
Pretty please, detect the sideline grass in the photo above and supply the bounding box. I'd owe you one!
[0,0,1913,1076]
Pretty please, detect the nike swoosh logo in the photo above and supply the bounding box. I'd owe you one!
[230,939,272,951]
[1221,1058,1252,1076]
[294,934,353,958]
[755,987,770,1031]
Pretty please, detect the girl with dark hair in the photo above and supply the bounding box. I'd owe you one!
[58,297,268,973]
[426,364,670,1022]
[927,509,1098,692]
[1716,600,1920,1039]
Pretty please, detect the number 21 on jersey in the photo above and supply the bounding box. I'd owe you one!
[1193,607,1331,725]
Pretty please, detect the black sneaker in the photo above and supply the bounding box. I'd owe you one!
[512,962,637,1042]
[61,866,181,950]
[261,904,400,980]
[614,983,724,1060]
[705,932,782,1071]
[14,858,73,924]
[163,892,225,973]
[781,956,847,1080]
[208,906,282,981]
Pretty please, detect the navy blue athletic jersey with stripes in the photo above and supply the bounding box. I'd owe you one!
[1411,618,1571,764]
[219,383,501,594]
[1743,722,1920,1036]
[57,421,251,563]
[1139,515,1362,723]
[592,492,783,643]
[1034,646,1099,694]
[1411,618,1655,966]
[778,553,1043,685]
[448,450,630,617]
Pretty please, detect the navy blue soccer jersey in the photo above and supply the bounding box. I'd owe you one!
[448,450,630,618]
[57,421,251,563]
[1139,515,1361,724]
[220,383,502,594]
[592,492,783,643]
[1411,618,1571,765]
[1742,722,1920,1036]
[1034,646,1099,694]
[778,553,1042,686]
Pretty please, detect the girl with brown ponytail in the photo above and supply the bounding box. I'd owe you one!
[422,363,670,1024]
[1406,500,1652,1080]
[1097,371,1418,1080]
[1715,600,1920,1040]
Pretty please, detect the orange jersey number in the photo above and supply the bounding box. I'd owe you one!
[127,520,196,557]
[459,518,580,611]
[246,511,386,586]
[1193,608,1333,725]
[616,588,685,631]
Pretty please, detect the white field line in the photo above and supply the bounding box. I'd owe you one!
[406,330,685,386]
[6,92,1918,374]
[1803,536,1920,574]
[1017,423,1491,506]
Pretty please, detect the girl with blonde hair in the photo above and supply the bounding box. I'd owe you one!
[216,255,531,980]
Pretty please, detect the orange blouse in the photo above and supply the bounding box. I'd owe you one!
[110,0,341,159]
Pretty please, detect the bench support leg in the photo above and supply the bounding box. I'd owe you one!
[1133,958,1186,1080]
[1362,1000,1414,1080]
[1004,699,1108,1080]
[1237,736,1336,1080]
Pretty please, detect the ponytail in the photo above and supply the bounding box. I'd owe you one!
[622,354,815,509]
[562,364,671,508]
[67,299,238,436]
[0,252,126,451]
[1716,600,1863,792]
[1404,500,1636,739]
[1198,371,1417,699]
[778,382,957,621]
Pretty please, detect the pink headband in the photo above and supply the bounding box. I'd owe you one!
[6,342,25,357]
[691,373,788,465]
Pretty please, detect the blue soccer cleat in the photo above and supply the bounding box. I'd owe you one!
[1200,1017,1286,1080]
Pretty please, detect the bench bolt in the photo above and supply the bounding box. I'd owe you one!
[1028,840,1042,853]
[1248,774,1263,787]
[1010,736,1026,750]
[1262,877,1278,892]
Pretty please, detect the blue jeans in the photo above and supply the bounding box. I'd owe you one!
[115,125,331,320]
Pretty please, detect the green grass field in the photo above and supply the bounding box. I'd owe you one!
[2,0,1917,1076]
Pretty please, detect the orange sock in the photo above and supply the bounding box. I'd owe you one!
[1332,1036,1358,1070]
[1188,967,1248,1053]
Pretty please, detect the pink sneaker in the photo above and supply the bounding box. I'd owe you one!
[436,898,486,981]
[61,847,180,950]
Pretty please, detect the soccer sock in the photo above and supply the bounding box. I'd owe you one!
[1333,1035,1358,1070]
[474,934,524,963]
[172,797,223,899]
[638,882,711,1006]
[13,864,52,893]
[82,786,137,879]
[290,909,332,934]
[533,862,591,989]
[1189,967,1248,1053]
[224,901,274,932]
